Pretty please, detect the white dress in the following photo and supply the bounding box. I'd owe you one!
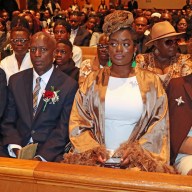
[105,76,143,155]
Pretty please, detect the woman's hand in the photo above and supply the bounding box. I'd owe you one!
[120,150,130,167]
[97,155,106,164]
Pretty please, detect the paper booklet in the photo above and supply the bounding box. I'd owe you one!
[18,143,38,160]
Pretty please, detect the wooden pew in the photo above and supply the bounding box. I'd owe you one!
[0,157,192,192]
[80,46,97,62]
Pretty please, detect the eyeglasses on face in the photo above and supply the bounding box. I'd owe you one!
[97,44,108,49]
[11,38,29,44]
[164,39,179,46]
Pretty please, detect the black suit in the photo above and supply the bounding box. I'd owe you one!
[73,27,91,46]
[128,0,138,12]
[167,74,192,164]
[0,68,7,120]
[1,67,78,162]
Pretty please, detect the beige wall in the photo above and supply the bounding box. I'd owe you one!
[122,0,186,9]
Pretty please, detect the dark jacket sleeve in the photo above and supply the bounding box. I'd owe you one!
[0,68,7,120]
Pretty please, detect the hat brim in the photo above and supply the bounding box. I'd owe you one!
[145,32,185,47]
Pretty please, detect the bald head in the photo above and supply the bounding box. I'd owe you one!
[30,32,56,76]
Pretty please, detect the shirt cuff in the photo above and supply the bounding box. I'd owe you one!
[8,144,22,157]
[35,155,47,162]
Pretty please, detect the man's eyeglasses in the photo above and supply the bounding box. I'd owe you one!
[97,44,108,49]
[11,38,29,44]
[164,39,179,46]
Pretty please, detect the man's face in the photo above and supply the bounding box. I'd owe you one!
[2,12,9,21]
[10,30,30,56]
[69,15,80,30]
[134,17,148,36]
[30,34,55,76]
[54,43,73,66]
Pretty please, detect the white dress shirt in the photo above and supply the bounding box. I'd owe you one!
[72,45,82,68]
[0,52,32,84]
[8,66,54,160]
[70,28,78,44]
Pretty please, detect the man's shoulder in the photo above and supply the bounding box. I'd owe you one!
[53,68,77,87]
[9,68,32,82]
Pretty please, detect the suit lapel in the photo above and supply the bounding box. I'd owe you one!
[33,68,59,120]
[183,75,192,101]
[24,69,33,123]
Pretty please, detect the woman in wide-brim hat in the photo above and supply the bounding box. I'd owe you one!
[136,21,192,88]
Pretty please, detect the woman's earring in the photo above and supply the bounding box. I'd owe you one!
[108,58,112,67]
[131,52,136,68]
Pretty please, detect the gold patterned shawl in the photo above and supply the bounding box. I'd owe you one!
[69,66,170,163]
[136,53,192,88]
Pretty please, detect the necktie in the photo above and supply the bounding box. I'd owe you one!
[33,77,41,117]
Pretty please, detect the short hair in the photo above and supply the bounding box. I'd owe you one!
[57,39,73,51]
[53,20,71,34]
[10,16,30,30]
[10,26,30,37]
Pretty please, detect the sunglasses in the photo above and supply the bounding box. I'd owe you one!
[164,39,179,46]
[97,44,108,49]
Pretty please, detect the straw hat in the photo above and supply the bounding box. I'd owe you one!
[145,21,185,46]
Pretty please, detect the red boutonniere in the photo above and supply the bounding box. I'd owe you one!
[43,86,60,111]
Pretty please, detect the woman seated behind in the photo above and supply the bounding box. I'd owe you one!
[136,21,192,89]
[63,10,175,173]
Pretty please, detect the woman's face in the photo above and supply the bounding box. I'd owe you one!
[154,37,178,58]
[86,18,96,30]
[25,15,33,31]
[54,25,70,42]
[109,29,136,66]
[177,18,187,33]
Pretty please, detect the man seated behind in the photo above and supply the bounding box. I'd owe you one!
[0,26,32,83]
[1,32,78,162]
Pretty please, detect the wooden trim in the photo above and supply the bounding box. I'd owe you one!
[0,157,192,192]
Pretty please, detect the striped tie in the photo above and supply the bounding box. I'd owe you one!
[33,77,41,117]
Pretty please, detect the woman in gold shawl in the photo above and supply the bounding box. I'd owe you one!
[63,10,175,173]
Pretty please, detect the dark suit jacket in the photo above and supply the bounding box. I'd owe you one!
[0,68,7,120]
[73,27,91,46]
[167,74,192,164]
[1,67,78,162]
[128,0,138,11]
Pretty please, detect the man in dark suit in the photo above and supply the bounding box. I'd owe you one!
[69,12,91,46]
[167,74,192,175]
[1,32,78,162]
[127,0,138,12]
[0,68,7,157]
